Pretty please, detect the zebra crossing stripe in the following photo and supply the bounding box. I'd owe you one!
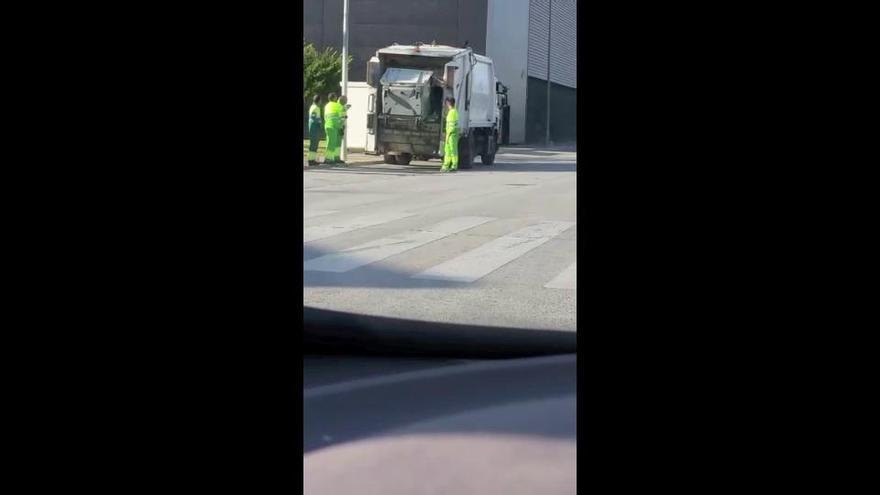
[304,210,337,219]
[303,211,415,243]
[413,221,575,283]
[304,216,495,273]
[544,262,577,290]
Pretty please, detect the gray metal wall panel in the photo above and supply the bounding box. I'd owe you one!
[303,25,323,47]
[527,0,576,89]
[349,25,459,50]
[303,0,324,24]
[321,0,344,48]
[351,0,456,24]
[457,0,488,50]
[528,0,550,81]
[524,76,577,143]
[549,0,576,88]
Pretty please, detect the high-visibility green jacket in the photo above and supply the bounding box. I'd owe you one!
[446,107,459,136]
[324,101,342,128]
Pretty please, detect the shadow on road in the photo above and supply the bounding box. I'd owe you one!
[310,160,575,176]
[498,149,559,156]
[309,162,443,176]
[468,161,575,173]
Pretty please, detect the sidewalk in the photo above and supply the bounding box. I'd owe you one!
[502,143,577,152]
[303,144,576,170]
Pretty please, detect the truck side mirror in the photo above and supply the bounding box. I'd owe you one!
[367,59,380,87]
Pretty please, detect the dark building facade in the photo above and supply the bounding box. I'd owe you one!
[303,0,488,82]
[525,78,577,144]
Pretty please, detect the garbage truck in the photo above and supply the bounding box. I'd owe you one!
[364,43,508,168]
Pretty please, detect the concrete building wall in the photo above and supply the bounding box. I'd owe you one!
[304,0,488,82]
[486,0,529,144]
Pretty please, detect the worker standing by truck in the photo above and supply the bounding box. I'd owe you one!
[322,93,342,164]
[307,95,323,166]
[441,97,459,172]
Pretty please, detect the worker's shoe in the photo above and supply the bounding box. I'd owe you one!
[308,160,317,167]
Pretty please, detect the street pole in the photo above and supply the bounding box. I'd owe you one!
[545,0,551,147]
[341,0,349,161]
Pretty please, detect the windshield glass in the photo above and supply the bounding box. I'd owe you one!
[304,36,576,333]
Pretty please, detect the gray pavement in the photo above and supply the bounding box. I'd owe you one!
[303,147,576,331]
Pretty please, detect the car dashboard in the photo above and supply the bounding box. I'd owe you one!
[304,352,576,494]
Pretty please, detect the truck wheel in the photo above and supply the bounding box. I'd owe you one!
[397,153,412,165]
[480,133,496,165]
[383,154,398,164]
[458,136,474,169]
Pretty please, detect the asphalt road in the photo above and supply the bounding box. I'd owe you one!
[303,147,576,331]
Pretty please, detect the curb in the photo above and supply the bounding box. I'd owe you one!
[303,156,386,169]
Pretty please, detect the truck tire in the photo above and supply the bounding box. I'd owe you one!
[480,132,496,165]
[383,154,398,164]
[397,153,412,165]
[458,136,474,169]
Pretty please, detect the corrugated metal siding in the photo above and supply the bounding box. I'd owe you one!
[527,0,550,81]
[527,0,576,89]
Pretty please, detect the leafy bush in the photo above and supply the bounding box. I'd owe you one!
[303,40,352,137]
[303,40,352,106]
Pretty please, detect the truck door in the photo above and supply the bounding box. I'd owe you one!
[441,62,459,154]
[365,89,377,153]
[365,57,380,154]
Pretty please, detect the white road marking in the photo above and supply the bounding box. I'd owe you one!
[304,210,337,219]
[306,193,393,212]
[303,211,415,243]
[304,216,495,273]
[544,262,577,290]
[412,221,575,283]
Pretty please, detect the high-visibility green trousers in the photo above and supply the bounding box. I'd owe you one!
[442,132,458,170]
[324,124,340,162]
[307,123,322,161]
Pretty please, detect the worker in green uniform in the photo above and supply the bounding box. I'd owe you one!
[307,95,323,166]
[322,93,342,164]
[441,97,459,172]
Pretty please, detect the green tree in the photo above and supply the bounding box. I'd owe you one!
[303,40,352,106]
[303,40,352,137]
